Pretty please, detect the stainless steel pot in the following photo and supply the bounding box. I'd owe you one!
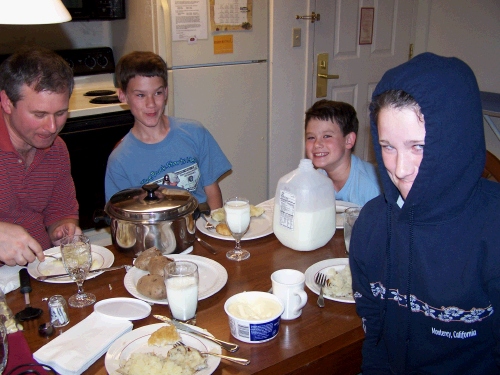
[104,183,200,257]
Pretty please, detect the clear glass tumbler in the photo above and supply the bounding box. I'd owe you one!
[343,207,361,253]
[165,261,199,324]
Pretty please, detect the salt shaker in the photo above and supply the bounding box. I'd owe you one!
[48,295,70,327]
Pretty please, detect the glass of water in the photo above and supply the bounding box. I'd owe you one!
[343,207,361,253]
[61,235,96,308]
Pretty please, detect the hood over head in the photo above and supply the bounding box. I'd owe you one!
[370,52,484,223]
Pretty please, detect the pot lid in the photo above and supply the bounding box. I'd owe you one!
[105,183,198,222]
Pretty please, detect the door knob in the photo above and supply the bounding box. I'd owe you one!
[296,12,320,23]
[316,53,340,98]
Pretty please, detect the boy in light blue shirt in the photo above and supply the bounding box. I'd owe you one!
[305,99,381,206]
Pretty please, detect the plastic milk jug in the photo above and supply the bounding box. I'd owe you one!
[273,159,336,251]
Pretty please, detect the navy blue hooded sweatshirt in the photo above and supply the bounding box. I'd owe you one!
[349,52,500,374]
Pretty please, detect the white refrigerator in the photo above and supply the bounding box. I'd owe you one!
[111,0,269,205]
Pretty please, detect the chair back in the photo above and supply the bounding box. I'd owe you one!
[482,150,500,182]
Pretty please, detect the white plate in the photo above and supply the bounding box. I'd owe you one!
[196,199,274,241]
[94,298,151,320]
[335,200,361,229]
[124,254,228,305]
[305,258,354,304]
[27,245,114,283]
[105,323,221,375]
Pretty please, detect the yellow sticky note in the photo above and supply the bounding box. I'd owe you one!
[214,35,234,54]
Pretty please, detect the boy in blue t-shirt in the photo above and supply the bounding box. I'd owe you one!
[305,99,381,206]
[105,51,231,208]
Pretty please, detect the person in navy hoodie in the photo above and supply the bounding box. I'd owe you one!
[349,52,500,374]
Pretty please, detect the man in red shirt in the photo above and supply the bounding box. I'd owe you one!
[0,46,80,266]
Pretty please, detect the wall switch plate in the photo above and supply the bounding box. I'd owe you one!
[292,28,301,47]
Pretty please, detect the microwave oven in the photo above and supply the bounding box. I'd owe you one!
[61,0,125,21]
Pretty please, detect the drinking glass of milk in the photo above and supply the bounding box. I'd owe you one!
[165,261,199,324]
[224,197,251,261]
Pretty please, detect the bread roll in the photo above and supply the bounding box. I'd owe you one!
[211,208,225,222]
[216,223,231,236]
[148,325,181,347]
[250,205,265,217]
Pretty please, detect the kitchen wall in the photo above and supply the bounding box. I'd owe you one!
[414,0,500,93]
[0,21,112,54]
[1,0,498,194]
[269,0,500,196]
[414,0,500,158]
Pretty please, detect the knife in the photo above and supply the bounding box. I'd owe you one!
[195,236,217,255]
[154,314,239,352]
[36,265,128,281]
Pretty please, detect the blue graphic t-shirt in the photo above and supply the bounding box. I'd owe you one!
[105,117,231,203]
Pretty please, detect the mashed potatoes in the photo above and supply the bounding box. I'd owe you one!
[118,345,207,375]
[323,265,353,298]
[118,325,208,375]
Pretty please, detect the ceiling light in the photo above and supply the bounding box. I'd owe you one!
[0,0,72,25]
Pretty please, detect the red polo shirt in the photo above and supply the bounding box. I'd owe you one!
[0,108,79,249]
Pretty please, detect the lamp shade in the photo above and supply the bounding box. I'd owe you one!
[0,0,72,25]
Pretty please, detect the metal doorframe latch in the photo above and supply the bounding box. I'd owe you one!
[296,12,320,23]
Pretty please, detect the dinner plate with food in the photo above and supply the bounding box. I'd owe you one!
[105,323,221,375]
[196,199,274,240]
[27,245,114,283]
[335,200,361,229]
[304,258,354,303]
[124,250,228,304]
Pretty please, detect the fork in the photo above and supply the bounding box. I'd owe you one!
[315,272,327,308]
[45,254,62,261]
[200,214,215,230]
[173,341,250,365]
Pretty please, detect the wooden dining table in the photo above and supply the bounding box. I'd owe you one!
[6,229,364,374]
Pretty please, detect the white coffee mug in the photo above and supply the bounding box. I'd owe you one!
[271,269,308,320]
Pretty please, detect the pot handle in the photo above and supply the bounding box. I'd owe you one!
[93,209,111,225]
[194,202,211,220]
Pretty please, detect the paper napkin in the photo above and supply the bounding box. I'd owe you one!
[0,265,23,294]
[34,311,132,375]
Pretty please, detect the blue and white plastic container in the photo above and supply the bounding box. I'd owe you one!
[224,291,284,343]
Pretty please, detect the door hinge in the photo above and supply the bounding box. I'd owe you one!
[408,44,414,60]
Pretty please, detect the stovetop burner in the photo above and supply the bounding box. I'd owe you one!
[59,47,129,117]
[84,89,116,96]
[89,95,121,104]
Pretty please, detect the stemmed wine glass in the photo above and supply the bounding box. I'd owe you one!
[224,197,251,261]
[60,234,96,308]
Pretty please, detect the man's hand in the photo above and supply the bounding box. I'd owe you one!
[49,219,82,246]
[0,222,43,266]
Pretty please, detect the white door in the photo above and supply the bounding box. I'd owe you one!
[309,0,416,162]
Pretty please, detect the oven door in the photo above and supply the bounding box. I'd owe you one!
[59,111,134,230]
